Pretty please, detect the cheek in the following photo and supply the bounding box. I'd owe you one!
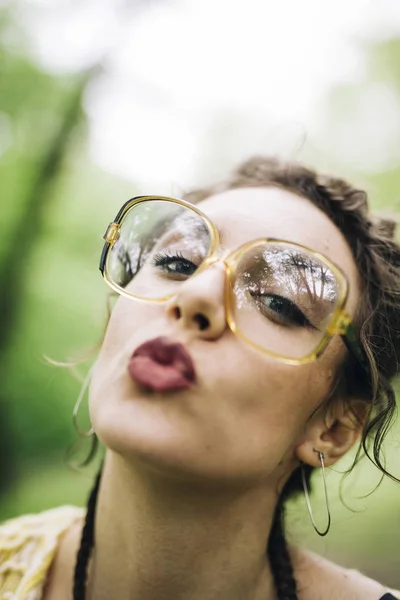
[89,297,164,411]
[97,296,160,355]
[234,359,330,441]
[259,348,341,448]
[124,265,160,297]
[192,350,336,481]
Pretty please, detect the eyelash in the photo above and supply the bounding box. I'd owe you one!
[151,251,199,276]
[152,250,187,264]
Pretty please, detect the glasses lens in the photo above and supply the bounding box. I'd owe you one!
[105,199,212,299]
[232,242,342,359]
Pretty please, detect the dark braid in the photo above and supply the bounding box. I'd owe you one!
[267,466,308,600]
[267,502,298,600]
[73,467,102,600]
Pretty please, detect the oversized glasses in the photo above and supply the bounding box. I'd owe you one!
[99,195,367,366]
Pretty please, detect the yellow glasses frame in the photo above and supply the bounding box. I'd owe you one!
[99,195,367,368]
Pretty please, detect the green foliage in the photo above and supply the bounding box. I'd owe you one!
[2,149,135,461]
[0,18,135,465]
[0,460,93,522]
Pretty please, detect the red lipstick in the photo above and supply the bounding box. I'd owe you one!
[128,337,196,392]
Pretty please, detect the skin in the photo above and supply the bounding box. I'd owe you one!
[42,187,393,600]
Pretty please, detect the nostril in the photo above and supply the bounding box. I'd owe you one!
[194,313,210,331]
[171,306,181,320]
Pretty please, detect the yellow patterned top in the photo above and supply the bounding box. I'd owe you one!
[0,506,84,600]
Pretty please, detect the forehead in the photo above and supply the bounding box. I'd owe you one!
[197,186,360,309]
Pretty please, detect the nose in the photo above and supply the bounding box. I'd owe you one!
[166,264,227,340]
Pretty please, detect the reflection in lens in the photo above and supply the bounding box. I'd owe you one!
[105,200,211,299]
[232,243,341,359]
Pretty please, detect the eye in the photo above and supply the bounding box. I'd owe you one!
[152,251,198,278]
[253,293,316,329]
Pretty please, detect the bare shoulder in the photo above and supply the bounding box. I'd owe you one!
[42,519,83,600]
[290,546,399,600]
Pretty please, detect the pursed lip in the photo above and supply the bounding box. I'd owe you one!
[128,336,197,391]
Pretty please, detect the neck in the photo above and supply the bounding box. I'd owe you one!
[87,451,279,600]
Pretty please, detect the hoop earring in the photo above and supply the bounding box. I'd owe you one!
[73,365,95,438]
[301,451,331,536]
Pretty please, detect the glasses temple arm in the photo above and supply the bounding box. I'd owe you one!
[342,323,370,373]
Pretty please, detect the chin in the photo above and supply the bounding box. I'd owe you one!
[92,397,194,468]
[94,413,266,490]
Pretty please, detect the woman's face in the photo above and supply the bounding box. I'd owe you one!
[90,186,360,487]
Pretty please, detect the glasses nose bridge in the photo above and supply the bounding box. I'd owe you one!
[202,247,232,273]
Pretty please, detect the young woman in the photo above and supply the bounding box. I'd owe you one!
[0,157,399,600]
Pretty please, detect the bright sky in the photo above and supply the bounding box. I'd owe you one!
[25,0,400,189]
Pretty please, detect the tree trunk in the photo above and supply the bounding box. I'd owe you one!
[0,69,94,494]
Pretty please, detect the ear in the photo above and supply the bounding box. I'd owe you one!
[294,399,367,467]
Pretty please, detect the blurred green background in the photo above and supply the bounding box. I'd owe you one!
[0,0,399,590]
